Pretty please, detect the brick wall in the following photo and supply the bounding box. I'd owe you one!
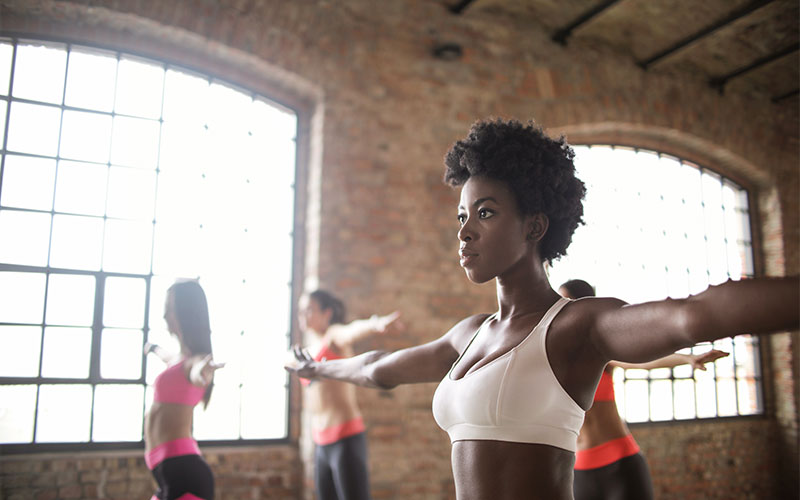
[0,1,797,499]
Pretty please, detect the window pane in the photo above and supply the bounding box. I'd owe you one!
[242,380,287,439]
[695,370,717,418]
[115,57,164,119]
[106,166,156,220]
[110,115,160,169]
[36,384,92,442]
[6,102,61,156]
[0,100,6,138]
[102,219,153,274]
[624,380,649,423]
[162,69,209,124]
[0,210,51,266]
[92,384,143,442]
[0,42,12,95]
[60,110,112,163]
[49,214,104,271]
[193,377,239,440]
[100,328,143,380]
[103,276,146,328]
[673,379,696,420]
[0,385,37,443]
[0,155,57,210]
[0,326,42,377]
[45,274,96,327]
[41,327,91,378]
[152,223,203,276]
[738,377,761,414]
[649,380,673,421]
[0,271,46,324]
[54,160,108,216]
[64,48,117,112]
[12,43,66,104]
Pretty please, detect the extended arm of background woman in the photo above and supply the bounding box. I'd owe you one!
[286,315,482,389]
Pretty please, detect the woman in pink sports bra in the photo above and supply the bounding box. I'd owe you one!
[286,118,799,500]
[144,280,224,500]
[296,289,403,500]
[559,279,727,500]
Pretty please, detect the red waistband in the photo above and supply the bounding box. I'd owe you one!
[313,417,365,446]
[574,434,640,470]
[146,437,201,470]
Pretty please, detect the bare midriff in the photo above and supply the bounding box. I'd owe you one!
[451,440,576,500]
[144,403,195,453]
[305,377,362,431]
[576,400,630,450]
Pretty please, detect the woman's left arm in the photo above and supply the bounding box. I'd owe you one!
[328,311,404,347]
[591,276,799,364]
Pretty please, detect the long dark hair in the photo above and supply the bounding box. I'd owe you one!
[169,280,214,408]
[308,289,346,325]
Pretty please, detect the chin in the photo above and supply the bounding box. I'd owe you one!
[464,269,494,285]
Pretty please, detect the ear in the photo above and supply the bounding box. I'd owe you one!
[526,213,549,243]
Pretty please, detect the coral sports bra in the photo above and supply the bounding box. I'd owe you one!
[594,369,615,402]
[432,297,585,452]
[153,359,205,406]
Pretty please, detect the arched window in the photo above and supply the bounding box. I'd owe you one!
[548,145,761,422]
[0,38,297,450]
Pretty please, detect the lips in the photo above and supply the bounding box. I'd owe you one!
[459,248,478,266]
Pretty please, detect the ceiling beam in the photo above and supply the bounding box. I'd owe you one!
[772,88,799,103]
[552,0,624,46]
[710,43,800,92]
[449,0,477,15]
[638,0,776,69]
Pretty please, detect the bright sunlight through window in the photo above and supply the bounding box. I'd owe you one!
[548,145,761,423]
[0,38,296,449]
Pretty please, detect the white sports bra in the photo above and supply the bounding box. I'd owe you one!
[432,297,585,452]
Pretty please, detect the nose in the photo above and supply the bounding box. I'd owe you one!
[458,218,474,242]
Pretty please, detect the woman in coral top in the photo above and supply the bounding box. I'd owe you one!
[559,279,727,500]
[297,289,402,500]
[144,280,224,500]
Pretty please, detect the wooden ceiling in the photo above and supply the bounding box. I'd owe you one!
[435,0,799,108]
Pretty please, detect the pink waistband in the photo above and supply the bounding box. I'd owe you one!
[146,437,201,470]
[313,417,366,446]
[575,434,640,470]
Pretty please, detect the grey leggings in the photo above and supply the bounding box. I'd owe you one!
[314,432,371,500]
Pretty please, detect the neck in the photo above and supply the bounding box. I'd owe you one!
[494,259,559,320]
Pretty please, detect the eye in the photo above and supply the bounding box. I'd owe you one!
[478,208,494,219]
[457,213,466,225]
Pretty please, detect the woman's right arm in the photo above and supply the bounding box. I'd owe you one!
[286,316,479,389]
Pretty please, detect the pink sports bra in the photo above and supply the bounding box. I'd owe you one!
[432,298,585,452]
[153,359,206,406]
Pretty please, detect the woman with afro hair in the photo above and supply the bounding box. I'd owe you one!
[287,118,798,500]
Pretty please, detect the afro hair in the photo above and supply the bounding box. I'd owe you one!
[444,118,586,264]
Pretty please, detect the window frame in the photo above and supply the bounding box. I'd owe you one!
[0,34,308,454]
[557,143,766,425]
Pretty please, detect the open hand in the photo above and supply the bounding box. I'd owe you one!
[284,344,318,379]
[690,349,729,370]
[194,354,225,386]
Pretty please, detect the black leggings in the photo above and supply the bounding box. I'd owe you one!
[314,432,371,500]
[151,454,214,500]
[573,452,653,500]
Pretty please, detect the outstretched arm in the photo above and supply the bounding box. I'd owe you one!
[327,311,404,347]
[144,341,174,364]
[610,349,728,371]
[286,316,478,389]
[590,277,799,364]
[187,354,225,387]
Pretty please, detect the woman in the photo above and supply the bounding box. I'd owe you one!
[559,279,728,500]
[286,118,799,500]
[144,280,224,500]
[297,289,402,500]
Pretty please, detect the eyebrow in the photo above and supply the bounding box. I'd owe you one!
[458,196,498,210]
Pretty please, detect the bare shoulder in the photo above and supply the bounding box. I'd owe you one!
[445,313,493,351]
[558,296,628,326]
